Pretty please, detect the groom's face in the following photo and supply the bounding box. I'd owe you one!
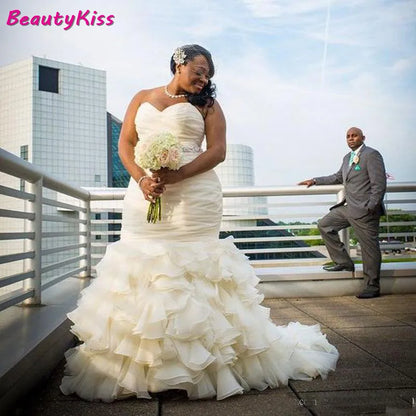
[346,128,365,151]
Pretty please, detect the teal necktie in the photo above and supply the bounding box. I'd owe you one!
[349,151,355,166]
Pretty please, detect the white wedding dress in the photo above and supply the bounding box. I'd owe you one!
[60,102,339,402]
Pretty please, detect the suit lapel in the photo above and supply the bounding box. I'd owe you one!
[342,155,352,181]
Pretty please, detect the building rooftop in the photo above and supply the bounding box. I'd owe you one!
[3,281,416,416]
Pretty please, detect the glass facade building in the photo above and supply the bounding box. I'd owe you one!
[215,144,268,221]
[0,57,108,285]
[107,112,129,187]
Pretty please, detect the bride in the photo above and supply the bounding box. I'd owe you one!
[60,44,339,402]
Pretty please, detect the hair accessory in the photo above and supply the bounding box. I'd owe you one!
[173,47,186,65]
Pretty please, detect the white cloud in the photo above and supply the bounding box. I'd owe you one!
[390,57,416,73]
[242,0,329,18]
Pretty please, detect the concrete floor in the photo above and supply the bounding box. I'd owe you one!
[9,293,416,416]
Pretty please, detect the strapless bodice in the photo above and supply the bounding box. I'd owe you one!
[135,102,205,157]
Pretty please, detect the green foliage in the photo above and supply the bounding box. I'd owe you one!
[287,222,323,246]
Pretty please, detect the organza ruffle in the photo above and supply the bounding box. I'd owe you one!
[60,237,339,402]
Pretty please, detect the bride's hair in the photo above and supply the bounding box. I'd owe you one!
[170,44,216,108]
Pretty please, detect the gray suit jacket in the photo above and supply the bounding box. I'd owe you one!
[315,145,387,219]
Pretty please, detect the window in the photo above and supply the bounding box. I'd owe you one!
[20,145,28,161]
[39,65,59,93]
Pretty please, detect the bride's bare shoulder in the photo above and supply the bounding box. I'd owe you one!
[132,87,163,103]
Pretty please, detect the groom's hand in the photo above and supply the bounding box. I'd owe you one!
[298,179,316,188]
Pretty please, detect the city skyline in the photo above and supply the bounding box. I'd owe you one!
[1,0,415,186]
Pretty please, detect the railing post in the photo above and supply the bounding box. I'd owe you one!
[336,188,350,255]
[23,178,42,305]
[79,197,91,278]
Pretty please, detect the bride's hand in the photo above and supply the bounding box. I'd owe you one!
[138,176,165,202]
[151,168,184,185]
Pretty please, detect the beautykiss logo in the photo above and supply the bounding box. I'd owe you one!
[6,9,115,30]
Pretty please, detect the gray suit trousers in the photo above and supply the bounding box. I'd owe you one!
[318,205,381,293]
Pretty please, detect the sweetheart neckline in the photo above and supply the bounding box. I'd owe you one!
[140,102,204,121]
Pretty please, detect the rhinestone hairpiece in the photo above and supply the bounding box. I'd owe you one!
[172,47,186,65]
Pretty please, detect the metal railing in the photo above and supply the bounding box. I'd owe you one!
[0,148,90,311]
[1,147,415,311]
[87,185,349,269]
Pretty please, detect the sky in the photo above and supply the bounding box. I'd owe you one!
[1,0,415,186]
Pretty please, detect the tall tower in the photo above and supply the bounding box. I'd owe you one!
[0,56,108,187]
[215,144,267,226]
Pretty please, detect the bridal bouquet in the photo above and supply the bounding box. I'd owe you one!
[135,132,182,223]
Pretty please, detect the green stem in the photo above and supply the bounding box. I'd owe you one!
[158,197,162,221]
[147,198,162,223]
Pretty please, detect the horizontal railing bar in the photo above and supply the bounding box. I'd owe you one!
[85,183,416,201]
[91,243,108,247]
[253,202,335,208]
[41,255,86,274]
[87,188,126,200]
[91,220,122,224]
[241,247,324,254]
[222,214,324,221]
[41,231,87,238]
[0,288,35,312]
[42,243,86,256]
[0,251,35,264]
[380,221,416,227]
[42,197,86,212]
[0,148,90,200]
[90,209,123,213]
[0,232,35,240]
[41,266,88,291]
[0,208,35,220]
[0,270,35,288]
[42,214,86,224]
[223,201,335,208]
[250,258,325,266]
[385,199,416,204]
[223,185,344,198]
[384,184,416,192]
[233,236,323,243]
[379,232,416,237]
[0,184,35,201]
[221,224,318,232]
[91,231,121,236]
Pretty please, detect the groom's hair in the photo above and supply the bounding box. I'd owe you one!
[170,44,216,108]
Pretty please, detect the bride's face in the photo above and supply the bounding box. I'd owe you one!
[179,55,211,95]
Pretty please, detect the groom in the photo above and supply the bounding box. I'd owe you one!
[299,127,386,299]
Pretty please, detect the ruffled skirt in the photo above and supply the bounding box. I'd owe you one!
[60,237,339,401]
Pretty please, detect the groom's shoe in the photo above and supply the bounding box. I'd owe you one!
[323,263,355,272]
[356,289,380,299]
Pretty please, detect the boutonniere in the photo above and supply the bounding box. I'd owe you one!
[353,154,360,164]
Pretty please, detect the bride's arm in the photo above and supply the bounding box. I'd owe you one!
[154,100,226,184]
[118,92,164,200]
[118,93,143,182]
